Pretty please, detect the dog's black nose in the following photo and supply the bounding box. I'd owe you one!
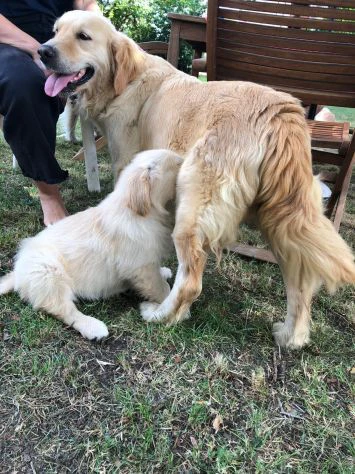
[38,44,56,61]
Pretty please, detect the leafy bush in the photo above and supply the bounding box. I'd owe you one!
[98,1,152,43]
[98,0,206,72]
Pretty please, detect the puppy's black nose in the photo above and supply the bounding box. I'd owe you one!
[38,44,56,61]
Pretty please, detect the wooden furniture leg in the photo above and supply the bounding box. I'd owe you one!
[79,113,100,192]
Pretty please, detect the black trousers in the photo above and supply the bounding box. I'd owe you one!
[0,43,68,184]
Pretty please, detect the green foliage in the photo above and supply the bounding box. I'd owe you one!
[148,0,206,41]
[98,0,206,72]
[98,0,152,43]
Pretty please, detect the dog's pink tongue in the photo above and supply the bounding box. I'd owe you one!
[45,72,77,97]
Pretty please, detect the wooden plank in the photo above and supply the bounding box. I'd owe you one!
[216,45,355,75]
[220,0,355,8]
[139,41,168,56]
[220,0,355,21]
[311,149,345,165]
[216,57,355,85]
[218,28,355,55]
[228,244,277,264]
[207,0,219,80]
[219,9,355,33]
[167,13,206,24]
[214,69,355,106]
[308,120,350,139]
[167,21,181,68]
[79,114,100,192]
[73,136,107,161]
[217,18,355,43]
[217,38,355,65]
[214,66,353,92]
[331,144,355,229]
[179,22,206,42]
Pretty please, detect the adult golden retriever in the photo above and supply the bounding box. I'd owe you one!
[38,11,355,348]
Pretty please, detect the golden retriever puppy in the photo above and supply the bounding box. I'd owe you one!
[38,11,355,348]
[0,149,182,340]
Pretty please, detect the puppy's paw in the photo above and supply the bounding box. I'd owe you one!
[160,267,172,280]
[74,316,109,340]
[140,302,166,323]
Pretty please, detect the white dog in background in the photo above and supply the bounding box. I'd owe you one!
[62,93,80,143]
[0,149,182,340]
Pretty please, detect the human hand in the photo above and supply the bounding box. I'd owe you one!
[29,40,52,77]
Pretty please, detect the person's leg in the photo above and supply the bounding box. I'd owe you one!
[35,181,68,225]
[0,44,68,225]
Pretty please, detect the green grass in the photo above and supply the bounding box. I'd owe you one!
[0,125,354,473]
[329,107,355,128]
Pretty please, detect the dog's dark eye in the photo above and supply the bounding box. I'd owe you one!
[77,32,92,41]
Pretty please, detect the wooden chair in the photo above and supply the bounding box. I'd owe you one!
[139,41,169,58]
[206,0,355,261]
[167,13,206,70]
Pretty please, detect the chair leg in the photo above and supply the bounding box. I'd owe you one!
[332,152,355,231]
[325,133,355,230]
[73,136,107,162]
[228,243,277,264]
[79,113,100,192]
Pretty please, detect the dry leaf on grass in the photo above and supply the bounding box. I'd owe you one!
[212,414,223,433]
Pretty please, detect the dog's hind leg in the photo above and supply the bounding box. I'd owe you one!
[271,258,321,349]
[131,264,171,303]
[0,272,15,294]
[17,264,108,340]
[52,300,109,341]
[256,108,355,348]
[36,296,108,341]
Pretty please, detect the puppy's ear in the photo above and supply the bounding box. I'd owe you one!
[111,36,142,96]
[126,168,152,217]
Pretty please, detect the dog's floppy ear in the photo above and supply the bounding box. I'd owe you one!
[111,35,142,96]
[126,168,152,217]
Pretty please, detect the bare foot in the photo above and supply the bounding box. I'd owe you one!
[34,181,69,226]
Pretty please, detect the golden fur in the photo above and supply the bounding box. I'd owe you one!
[0,150,182,339]
[40,11,355,348]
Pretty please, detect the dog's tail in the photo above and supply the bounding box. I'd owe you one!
[256,103,355,292]
[0,272,15,295]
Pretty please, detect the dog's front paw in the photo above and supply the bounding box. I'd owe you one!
[167,308,191,325]
[160,267,172,280]
[273,322,291,347]
[140,302,166,323]
[74,316,109,340]
[273,322,309,349]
